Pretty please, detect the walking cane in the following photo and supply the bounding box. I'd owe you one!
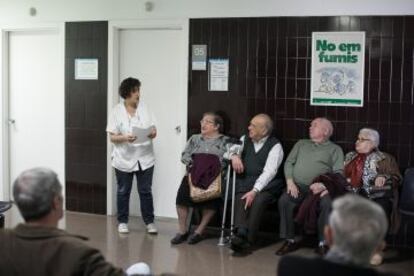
[218,139,242,246]
[230,165,236,240]
[218,161,231,246]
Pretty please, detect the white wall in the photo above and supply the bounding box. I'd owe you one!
[0,30,8,201]
[0,0,413,24]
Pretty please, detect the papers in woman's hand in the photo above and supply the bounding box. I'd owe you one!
[131,126,153,144]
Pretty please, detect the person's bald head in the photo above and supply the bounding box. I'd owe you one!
[309,117,333,143]
[248,114,273,142]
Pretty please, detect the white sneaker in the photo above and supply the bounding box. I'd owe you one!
[370,252,383,266]
[118,223,129,234]
[146,223,158,234]
[126,262,151,275]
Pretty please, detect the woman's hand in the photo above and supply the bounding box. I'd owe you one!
[125,133,137,143]
[147,127,157,139]
[374,176,386,187]
[109,132,135,144]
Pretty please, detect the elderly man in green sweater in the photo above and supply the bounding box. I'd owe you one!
[275,117,344,256]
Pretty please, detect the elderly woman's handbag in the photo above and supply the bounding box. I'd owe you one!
[187,153,222,203]
[188,173,222,203]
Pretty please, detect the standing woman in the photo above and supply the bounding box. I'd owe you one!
[107,77,158,234]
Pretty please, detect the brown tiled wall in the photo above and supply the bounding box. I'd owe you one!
[65,21,108,214]
[188,16,414,171]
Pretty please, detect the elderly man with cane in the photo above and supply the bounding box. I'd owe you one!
[225,114,284,252]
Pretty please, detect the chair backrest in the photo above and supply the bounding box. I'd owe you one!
[0,201,12,214]
[400,168,414,214]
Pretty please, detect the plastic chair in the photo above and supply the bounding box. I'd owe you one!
[0,201,12,228]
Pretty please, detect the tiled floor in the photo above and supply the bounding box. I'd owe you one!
[4,207,414,275]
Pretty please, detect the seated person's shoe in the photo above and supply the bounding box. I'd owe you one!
[170,232,189,245]
[275,241,299,256]
[230,235,251,252]
[187,233,204,244]
[370,252,383,266]
[314,245,329,256]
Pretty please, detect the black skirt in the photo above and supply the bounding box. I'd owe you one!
[175,175,222,210]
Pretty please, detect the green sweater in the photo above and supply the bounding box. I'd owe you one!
[284,139,344,188]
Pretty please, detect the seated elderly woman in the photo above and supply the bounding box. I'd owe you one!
[171,112,229,245]
[344,128,401,265]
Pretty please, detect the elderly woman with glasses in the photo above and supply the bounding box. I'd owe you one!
[171,112,229,245]
[344,128,401,265]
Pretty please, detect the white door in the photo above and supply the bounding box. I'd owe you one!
[8,30,64,198]
[118,28,186,218]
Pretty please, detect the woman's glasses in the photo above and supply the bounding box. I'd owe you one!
[200,119,215,125]
[356,137,371,142]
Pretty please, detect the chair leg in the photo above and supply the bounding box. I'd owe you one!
[0,214,4,229]
[403,222,407,248]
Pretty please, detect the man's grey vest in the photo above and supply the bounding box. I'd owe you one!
[236,135,281,193]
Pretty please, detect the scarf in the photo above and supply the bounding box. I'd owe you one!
[344,153,367,188]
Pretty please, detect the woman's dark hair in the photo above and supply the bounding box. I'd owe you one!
[203,111,224,133]
[119,77,141,99]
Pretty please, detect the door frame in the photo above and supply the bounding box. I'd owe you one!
[107,19,189,215]
[0,23,65,201]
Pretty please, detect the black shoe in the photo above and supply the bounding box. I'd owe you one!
[275,241,299,256]
[187,233,204,244]
[230,235,251,252]
[171,232,189,245]
[314,245,329,256]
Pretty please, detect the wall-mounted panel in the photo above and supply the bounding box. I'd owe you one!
[65,21,108,214]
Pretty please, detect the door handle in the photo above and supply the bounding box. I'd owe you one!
[8,119,15,125]
[175,126,181,134]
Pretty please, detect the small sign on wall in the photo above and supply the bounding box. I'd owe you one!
[74,58,98,80]
[208,59,229,91]
[192,45,207,71]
